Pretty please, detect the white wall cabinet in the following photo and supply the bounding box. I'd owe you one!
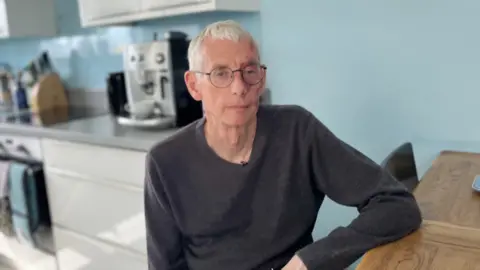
[77,0,140,23]
[77,0,260,27]
[142,0,208,11]
[0,0,57,39]
[0,0,8,37]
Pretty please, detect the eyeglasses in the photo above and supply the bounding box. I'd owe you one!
[194,64,267,88]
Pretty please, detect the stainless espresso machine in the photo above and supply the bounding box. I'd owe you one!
[119,31,203,129]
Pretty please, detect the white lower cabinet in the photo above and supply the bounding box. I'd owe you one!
[54,226,147,270]
[41,139,146,188]
[45,169,147,255]
[41,138,150,269]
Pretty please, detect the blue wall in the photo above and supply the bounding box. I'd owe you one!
[261,1,480,263]
[262,0,480,159]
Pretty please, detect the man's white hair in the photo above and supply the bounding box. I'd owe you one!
[187,20,259,71]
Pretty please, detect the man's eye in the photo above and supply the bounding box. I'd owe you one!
[214,70,229,77]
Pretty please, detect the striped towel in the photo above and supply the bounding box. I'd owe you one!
[0,160,13,236]
[0,161,10,198]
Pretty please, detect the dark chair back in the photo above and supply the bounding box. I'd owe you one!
[381,142,419,192]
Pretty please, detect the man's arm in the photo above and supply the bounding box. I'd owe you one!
[144,153,187,270]
[295,113,422,270]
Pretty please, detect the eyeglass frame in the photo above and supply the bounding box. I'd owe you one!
[191,63,267,88]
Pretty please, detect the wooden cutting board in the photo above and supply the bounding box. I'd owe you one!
[29,72,68,113]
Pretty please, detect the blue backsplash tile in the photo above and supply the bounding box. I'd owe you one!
[0,0,261,91]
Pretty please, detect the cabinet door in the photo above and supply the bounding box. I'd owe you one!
[45,170,146,255]
[0,0,9,38]
[142,0,208,10]
[41,138,146,188]
[54,227,147,270]
[78,0,140,21]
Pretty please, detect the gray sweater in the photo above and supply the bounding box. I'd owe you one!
[144,105,422,270]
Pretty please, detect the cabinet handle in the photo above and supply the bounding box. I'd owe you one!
[16,144,31,156]
[0,142,7,154]
[91,10,137,21]
[144,1,200,12]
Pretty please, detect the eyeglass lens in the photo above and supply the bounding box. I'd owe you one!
[209,64,265,88]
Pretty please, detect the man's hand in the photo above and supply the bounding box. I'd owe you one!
[282,255,307,270]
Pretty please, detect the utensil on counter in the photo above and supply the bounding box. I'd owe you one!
[19,51,70,113]
[14,72,29,111]
[0,72,13,109]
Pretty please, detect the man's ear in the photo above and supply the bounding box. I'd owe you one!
[184,71,202,101]
[258,69,267,96]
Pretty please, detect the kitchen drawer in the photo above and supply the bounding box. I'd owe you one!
[45,170,146,255]
[41,138,146,187]
[54,226,147,270]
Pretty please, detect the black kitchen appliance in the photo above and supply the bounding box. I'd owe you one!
[106,72,128,117]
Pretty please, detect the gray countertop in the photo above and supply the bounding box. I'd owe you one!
[0,114,180,152]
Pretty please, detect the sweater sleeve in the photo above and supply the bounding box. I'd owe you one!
[296,113,422,270]
[144,153,188,270]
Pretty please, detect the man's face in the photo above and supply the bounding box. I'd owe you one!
[185,36,266,127]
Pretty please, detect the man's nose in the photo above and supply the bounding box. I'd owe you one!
[230,71,247,95]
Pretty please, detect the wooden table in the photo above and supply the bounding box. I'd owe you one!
[356,150,480,270]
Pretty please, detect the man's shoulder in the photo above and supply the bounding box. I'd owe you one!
[147,119,201,161]
[260,104,331,142]
[260,104,314,127]
[261,104,312,118]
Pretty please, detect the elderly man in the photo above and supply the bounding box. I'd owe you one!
[144,20,422,270]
